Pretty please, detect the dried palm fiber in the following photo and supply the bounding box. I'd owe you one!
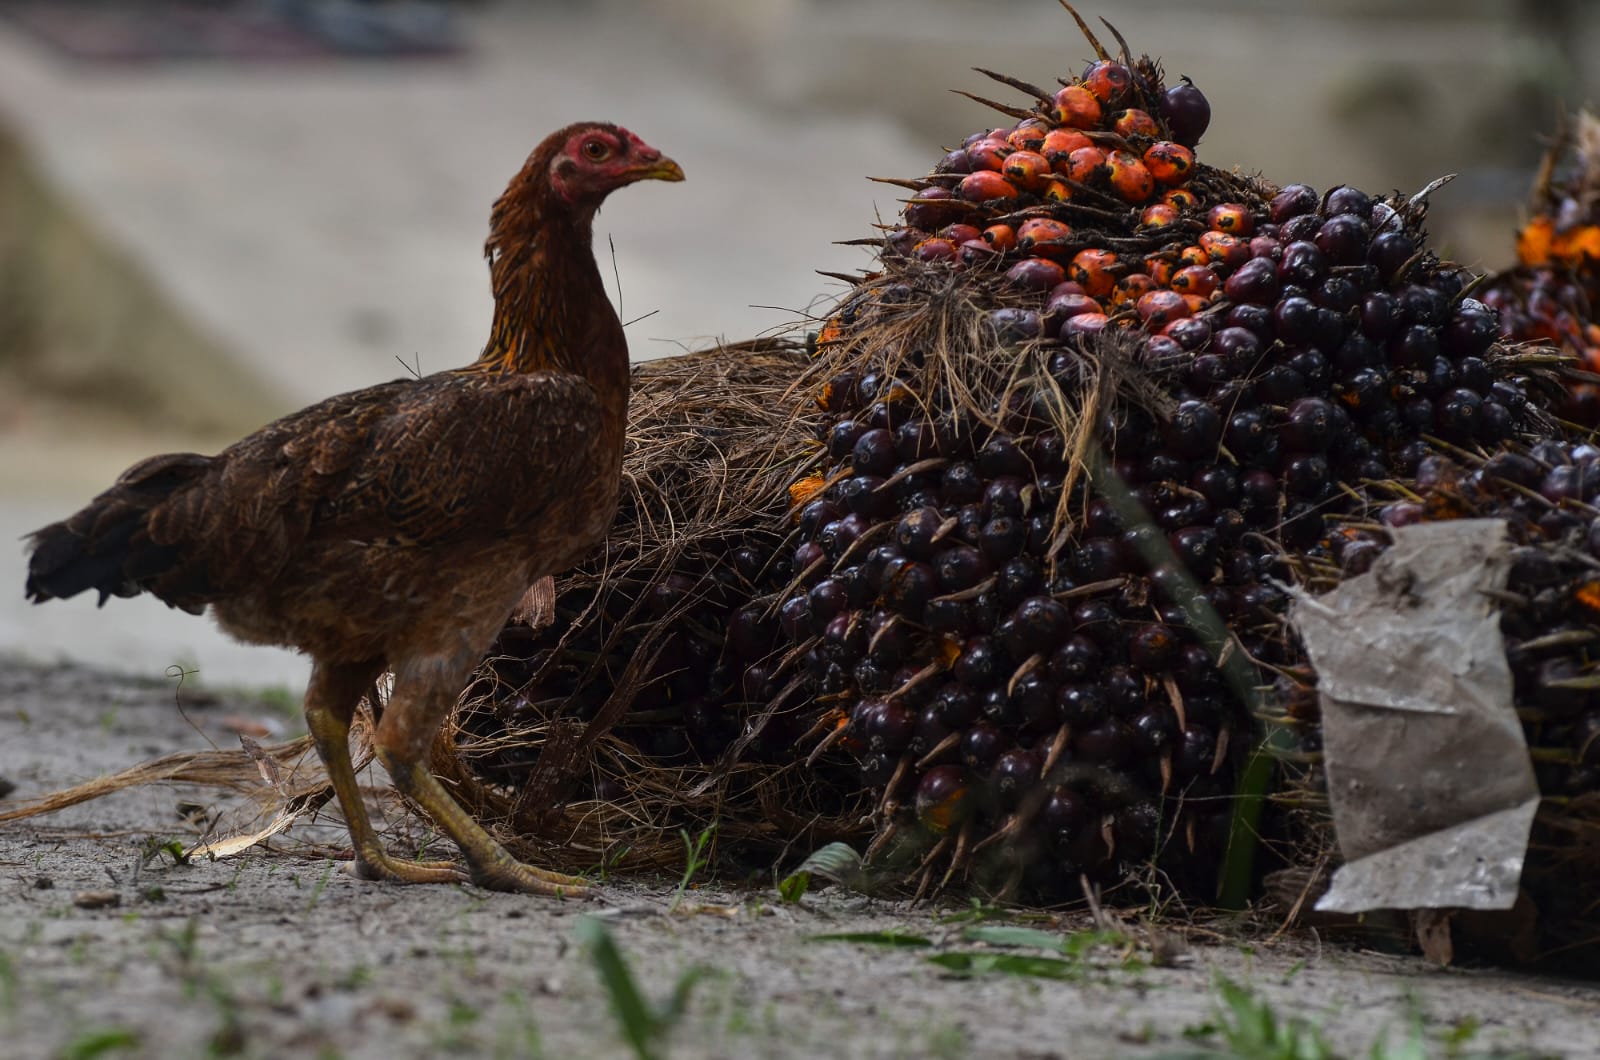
[450,5,1566,905]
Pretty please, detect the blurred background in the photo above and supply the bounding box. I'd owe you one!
[0,0,1595,692]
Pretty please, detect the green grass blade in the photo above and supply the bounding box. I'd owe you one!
[809,930,933,948]
[959,924,1073,951]
[577,917,660,1060]
[927,952,1083,979]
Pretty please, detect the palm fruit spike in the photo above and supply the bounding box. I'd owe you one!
[1482,111,1600,424]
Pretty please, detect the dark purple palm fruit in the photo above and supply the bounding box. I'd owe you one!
[1128,623,1180,674]
[1037,785,1092,852]
[861,698,916,755]
[1269,184,1318,225]
[1050,635,1102,684]
[1159,76,1210,147]
[962,721,1010,771]
[852,427,898,477]
[936,544,991,594]
[1000,596,1069,660]
[991,746,1043,812]
[904,186,960,231]
[827,420,868,463]
[881,557,937,620]
[895,506,945,562]
[915,765,972,834]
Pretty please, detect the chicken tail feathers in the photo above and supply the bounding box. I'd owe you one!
[25,453,215,612]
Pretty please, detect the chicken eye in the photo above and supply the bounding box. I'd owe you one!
[582,140,610,162]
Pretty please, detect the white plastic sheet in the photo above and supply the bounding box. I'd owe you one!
[1290,520,1539,913]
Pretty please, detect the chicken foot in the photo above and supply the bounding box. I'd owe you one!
[376,654,591,897]
[304,661,467,885]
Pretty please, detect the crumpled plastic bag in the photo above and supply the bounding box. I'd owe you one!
[1290,519,1539,914]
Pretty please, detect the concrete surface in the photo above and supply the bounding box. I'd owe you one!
[2,657,1597,1060]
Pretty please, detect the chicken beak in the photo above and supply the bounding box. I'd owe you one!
[632,157,685,183]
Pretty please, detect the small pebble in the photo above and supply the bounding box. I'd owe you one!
[73,890,121,910]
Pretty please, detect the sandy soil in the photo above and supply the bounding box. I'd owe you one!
[2,658,1598,1060]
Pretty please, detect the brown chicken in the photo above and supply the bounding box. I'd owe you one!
[23,122,683,895]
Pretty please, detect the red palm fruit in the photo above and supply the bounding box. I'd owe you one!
[1003,150,1052,193]
[1179,244,1208,267]
[1047,290,1098,322]
[1162,187,1198,210]
[1113,108,1161,138]
[1143,141,1195,186]
[1137,289,1191,328]
[1198,230,1249,268]
[943,223,983,245]
[914,237,960,264]
[1162,316,1211,348]
[1007,121,1050,152]
[960,170,1019,203]
[1170,264,1220,298]
[1047,294,1100,337]
[1143,334,1185,361]
[1017,217,1072,253]
[1065,145,1108,184]
[1042,180,1072,204]
[1052,84,1102,129]
[937,148,972,175]
[1041,127,1093,165]
[1144,256,1176,286]
[959,239,999,266]
[1180,293,1209,316]
[1069,248,1119,298]
[1206,203,1253,236]
[1005,256,1066,291]
[904,187,959,229]
[967,137,1011,172]
[1140,203,1180,229]
[1063,312,1110,335]
[1113,272,1157,306]
[1106,150,1155,203]
[1082,60,1132,105]
[983,224,1018,252]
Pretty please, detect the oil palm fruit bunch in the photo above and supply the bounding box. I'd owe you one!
[1482,112,1600,425]
[778,6,1557,901]
[1273,442,1600,964]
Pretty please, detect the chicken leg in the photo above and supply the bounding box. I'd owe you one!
[304,661,467,884]
[374,654,591,896]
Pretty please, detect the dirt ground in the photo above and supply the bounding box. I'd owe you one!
[0,659,1597,1059]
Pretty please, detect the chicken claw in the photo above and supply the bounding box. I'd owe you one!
[468,854,592,897]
